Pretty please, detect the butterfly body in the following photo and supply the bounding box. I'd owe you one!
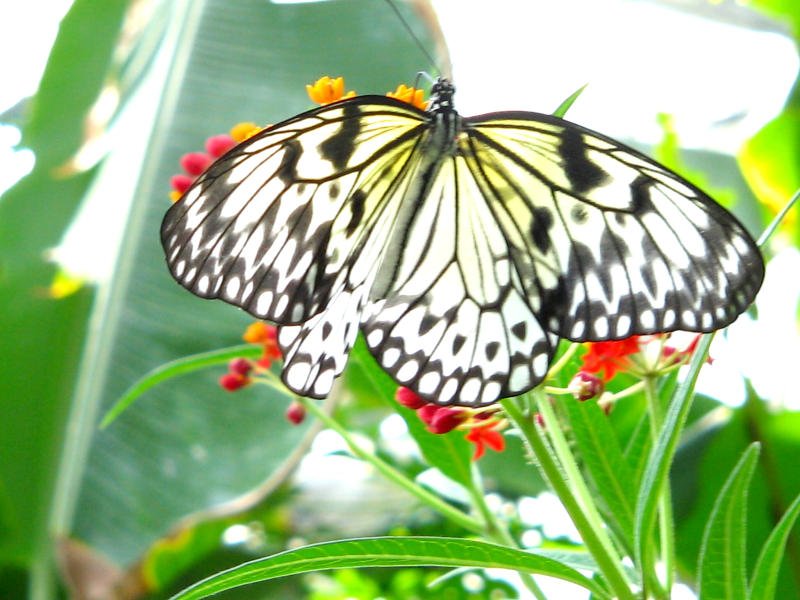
[162,78,763,406]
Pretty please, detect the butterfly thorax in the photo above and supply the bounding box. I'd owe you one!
[428,77,456,113]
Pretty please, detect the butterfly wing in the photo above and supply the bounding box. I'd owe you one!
[161,97,430,396]
[361,152,558,406]
[459,111,764,343]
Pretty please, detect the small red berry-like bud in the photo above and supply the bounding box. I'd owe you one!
[170,174,194,195]
[180,152,212,176]
[285,402,306,425]
[255,356,273,370]
[534,413,545,427]
[228,357,252,377]
[205,134,236,158]
[219,373,249,391]
[569,371,605,401]
[427,407,465,434]
[396,386,428,409]
[417,404,441,425]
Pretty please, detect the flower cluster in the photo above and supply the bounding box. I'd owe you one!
[306,75,356,105]
[217,322,307,424]
[218,322,281,391]
[169,76,425,204]
[168,122,261,202]
[396,387,506,461]
[386,83,428,110]
[579,333,704,383]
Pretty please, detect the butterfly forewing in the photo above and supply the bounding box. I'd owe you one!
[464,113,764,343]
[162,80,764,406]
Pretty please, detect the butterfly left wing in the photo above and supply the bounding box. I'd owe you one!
[161,97,430,397]
[460,112,764,343]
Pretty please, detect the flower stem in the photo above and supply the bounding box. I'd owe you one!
[502,397,635,600]
[291,392,486,535]
[643,376,674,598]
[464,466,548,599]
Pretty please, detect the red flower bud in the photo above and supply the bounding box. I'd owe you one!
[228,357,252,377]
[205,134,236,158]
[427,407,465,434]
[219,372,249,391]
[180,152,212,176]
[417,404,441,425]
[285,402,306,425]
[170,174,194,195]
[396,386,428,409]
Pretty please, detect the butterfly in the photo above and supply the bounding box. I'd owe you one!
[161,77,764,406]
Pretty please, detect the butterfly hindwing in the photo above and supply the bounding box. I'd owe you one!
[361,155,557,406]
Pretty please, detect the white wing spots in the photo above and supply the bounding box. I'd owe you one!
[570,321,586,338]
[418,371,441,395]
[396,360,419,382]
[382,346,401,368]
[197,275,210,294]
[593,316,609,338]
[615,315,631,337]
[367,329,384,347]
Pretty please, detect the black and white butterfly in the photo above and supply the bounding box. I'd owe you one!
[161,77,764,406]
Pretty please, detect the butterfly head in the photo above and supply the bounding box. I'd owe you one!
[428,77,455,114]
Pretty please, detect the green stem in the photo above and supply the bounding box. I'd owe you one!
[502,397,633,600]
[465,467,548,599]
[547,341,581,377]
[643,377,673,599]
[293,393,485,536]
[536,393,623,556]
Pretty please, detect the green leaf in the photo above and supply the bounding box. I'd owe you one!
[169,536,606,600]
[396,403,474,491]
[697,443,761,600]
[100,345,262,428]
[0,0,128,569]
[561,398,635,547]
[738,110,800,237]
[553,84,588,118]
[748,495,800,599]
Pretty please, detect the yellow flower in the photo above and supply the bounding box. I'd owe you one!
[306,76,356,105]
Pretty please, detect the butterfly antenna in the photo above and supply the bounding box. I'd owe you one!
[384,0,441,77]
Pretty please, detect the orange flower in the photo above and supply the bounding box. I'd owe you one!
[580,337,642,381]
[386,83,428,110]
[306,76,356,105]
[229,122,261,143]
[243,322,281,369]
[465,424,506,461]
